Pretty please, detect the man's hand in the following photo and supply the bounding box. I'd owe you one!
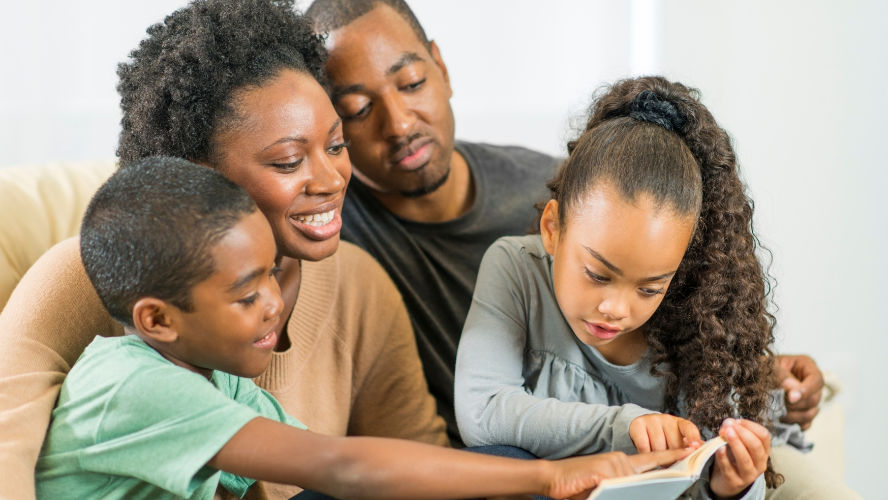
[775,354,823,429]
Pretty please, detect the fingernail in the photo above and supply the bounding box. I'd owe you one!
[789,390,802,402]
[723,418,734,426]
[726,427,737,438]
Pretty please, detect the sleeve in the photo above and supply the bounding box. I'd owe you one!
[72,366,264,498]
[0,237,122,500]
[454,241,653,459]
[344,256,449,447]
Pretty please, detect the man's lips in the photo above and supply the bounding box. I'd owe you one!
[389,137,434,170]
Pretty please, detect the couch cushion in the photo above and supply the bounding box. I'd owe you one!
[0,160,116,310]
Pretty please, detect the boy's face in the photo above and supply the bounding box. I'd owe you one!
[540,183,695,364]
[164,210,283,378]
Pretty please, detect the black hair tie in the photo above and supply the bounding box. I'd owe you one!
[629,90,686,133]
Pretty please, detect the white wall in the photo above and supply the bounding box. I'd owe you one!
[1,1,885,496]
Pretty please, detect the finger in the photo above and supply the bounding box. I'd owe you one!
[713,446,742,488]
[731,422,767,473]
[631,425,651,453]
[721,421,756,479]
[627,447,693,473]
[781,376,803,404]
[678,419,702,447]
[785,389,822,412]
[648,426,667,452]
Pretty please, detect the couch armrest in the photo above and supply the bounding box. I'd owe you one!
[0,160,116,310]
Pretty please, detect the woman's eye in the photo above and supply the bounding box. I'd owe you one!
[271,158,303,171]
[327,140,350,155]
[584,269,609,284]
[639,287,665,297]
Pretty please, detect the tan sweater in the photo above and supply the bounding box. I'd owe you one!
[0,237,448,500]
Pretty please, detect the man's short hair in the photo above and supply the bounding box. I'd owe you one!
[80,156,257,326]
[306,0,430,48]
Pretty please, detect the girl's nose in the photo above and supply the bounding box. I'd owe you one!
[598,291,629,321]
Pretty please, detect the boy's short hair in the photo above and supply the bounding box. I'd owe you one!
[80,156,257,326]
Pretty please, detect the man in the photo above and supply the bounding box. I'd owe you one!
[306,0,558,445]
[305,0,827,447]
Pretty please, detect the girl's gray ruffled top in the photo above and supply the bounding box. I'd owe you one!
[454,234,797,500]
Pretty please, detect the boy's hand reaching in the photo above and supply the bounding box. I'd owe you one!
[709,418,770,498]
[544,447,694,500]
[629,413,702,452]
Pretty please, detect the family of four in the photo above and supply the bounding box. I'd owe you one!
[0,0,853,499]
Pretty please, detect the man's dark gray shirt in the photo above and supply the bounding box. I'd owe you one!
[341,141,559,445]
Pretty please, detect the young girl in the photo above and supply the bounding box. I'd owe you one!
[454,76,780,499]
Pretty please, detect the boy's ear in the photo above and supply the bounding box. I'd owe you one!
[540,199,560,255]
[132,297,180,344]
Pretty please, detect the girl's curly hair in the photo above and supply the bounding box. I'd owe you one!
[116,0,326,166]
[547,76,781,487]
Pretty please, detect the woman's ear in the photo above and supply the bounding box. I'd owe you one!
[132,297,179,344]
[540,199,560,255]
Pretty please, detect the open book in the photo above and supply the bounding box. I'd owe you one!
[586,437,726,500]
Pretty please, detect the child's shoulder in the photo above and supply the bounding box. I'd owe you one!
[487,234,548,260]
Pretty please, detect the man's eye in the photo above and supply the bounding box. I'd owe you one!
[403,78,426,91]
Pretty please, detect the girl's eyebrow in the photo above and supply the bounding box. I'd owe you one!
[583,245,622,276]
[583,245,677,282]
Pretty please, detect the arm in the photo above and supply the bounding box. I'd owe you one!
[209,416,694,500]
[454,241,654,458]
[0,238,121,500]
[774,354,823,429]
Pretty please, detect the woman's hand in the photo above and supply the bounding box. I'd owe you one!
[709,418,771,498]
[544,447,694,500]
[629,413,703,452]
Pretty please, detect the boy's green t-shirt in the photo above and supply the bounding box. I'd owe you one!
[36,335,306,499]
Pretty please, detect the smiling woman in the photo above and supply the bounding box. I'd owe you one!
[0,0,448,499]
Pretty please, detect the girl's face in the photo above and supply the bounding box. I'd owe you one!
[540,182,696,364]
[211,69,352,262]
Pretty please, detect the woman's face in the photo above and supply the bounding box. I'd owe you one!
[211,69,352,262]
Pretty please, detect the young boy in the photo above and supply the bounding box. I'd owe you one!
[35,157,690,499]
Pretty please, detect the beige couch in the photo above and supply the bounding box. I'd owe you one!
[0,159,849,488]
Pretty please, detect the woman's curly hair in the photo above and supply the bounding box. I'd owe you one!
[547,76,781,487]
[116,0,326,166]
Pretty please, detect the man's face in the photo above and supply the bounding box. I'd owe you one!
[324,4,456,198]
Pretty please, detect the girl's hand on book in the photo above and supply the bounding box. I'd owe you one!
[629,414,702,452]
[709,418,771,498]
[544,447,693,500]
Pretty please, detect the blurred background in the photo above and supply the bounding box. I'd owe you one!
[1,1,885,496]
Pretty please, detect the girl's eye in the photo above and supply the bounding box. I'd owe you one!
[238,293,259,306]
[327,140,350,155]
[402,78,426,92]
[270,265,282,277]
[639,287,665,297]
[584,269,609,284]
[271,158,303,171]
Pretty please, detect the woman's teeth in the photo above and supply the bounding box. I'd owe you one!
[294,210,334,226]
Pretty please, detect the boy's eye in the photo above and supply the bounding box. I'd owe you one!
[584,269,609,284]
[238,293,259,306]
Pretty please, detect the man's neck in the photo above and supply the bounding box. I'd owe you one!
[373,150,474,223]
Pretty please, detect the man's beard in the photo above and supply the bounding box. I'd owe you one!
[399,166,451,198]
